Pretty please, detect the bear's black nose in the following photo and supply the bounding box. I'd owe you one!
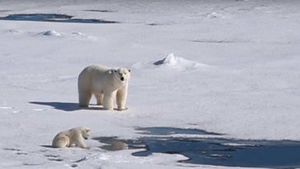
[121,77,124,81]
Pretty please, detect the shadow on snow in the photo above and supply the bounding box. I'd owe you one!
[29,101,100,111]
[93,127,300,168]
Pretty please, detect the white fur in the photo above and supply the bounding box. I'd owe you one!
[78,65,131,111]
[52,127,90,149]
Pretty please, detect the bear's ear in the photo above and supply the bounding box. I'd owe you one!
[85,128,91,133]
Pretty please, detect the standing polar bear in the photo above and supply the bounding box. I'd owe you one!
[52,127,90,149]
[78,65,131,111]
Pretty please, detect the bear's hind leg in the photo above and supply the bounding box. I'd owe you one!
[96,92,104,106]
[52,136,70,148]
[79,91,92,107]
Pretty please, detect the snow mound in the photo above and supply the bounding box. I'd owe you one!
[72,31,85,36]
[71,31,98,41]
[41,30,62,37]
[205,12,226,19]
[7,29,23,34]
[153,53,209,71]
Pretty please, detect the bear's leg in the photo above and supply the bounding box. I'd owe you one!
[103,91,114,110]
[79,91,92,107]
[52,136,70,148]
[74,138,88,149]
[116,85,128,111]
[96,92,104,106]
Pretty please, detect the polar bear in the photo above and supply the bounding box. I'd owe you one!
[78,65,131,111]
[52,127,90,149]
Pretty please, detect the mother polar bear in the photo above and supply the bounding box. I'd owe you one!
[78,65,131,111]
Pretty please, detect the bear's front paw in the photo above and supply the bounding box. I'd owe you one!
[117,107,128,111]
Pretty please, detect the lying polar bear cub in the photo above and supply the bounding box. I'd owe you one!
[52,127,90,149]
[78,65,131,111]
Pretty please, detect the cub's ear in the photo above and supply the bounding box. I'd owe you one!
[85,128,91,132]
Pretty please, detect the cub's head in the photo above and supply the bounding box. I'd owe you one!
[81,128,91,140]
[109,68,131,83]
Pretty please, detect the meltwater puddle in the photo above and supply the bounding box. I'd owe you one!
[93,127,300,168]
[0,13,119,24]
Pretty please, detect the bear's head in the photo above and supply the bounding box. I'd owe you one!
[81,128,91,140]
[109,68,131,84]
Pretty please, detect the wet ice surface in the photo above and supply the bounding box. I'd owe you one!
[94,127,300,168]
[0,13,119,24]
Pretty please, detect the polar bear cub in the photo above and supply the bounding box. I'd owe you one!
[52,127,90,149]
[78,65,131,111]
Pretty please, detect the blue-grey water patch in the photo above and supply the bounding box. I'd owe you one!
[136,127,223,136]
[93,127,300,168]
[0,13,119,24]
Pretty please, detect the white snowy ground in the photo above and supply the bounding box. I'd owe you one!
[0,0,300,168]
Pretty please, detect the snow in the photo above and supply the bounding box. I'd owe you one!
[41,30,62,37]
[133,53,211,71]
[1,0,300,168]
[153,53,210,71]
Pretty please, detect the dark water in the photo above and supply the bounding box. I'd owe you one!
[0,13,119,24]
[93,127,300,168]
